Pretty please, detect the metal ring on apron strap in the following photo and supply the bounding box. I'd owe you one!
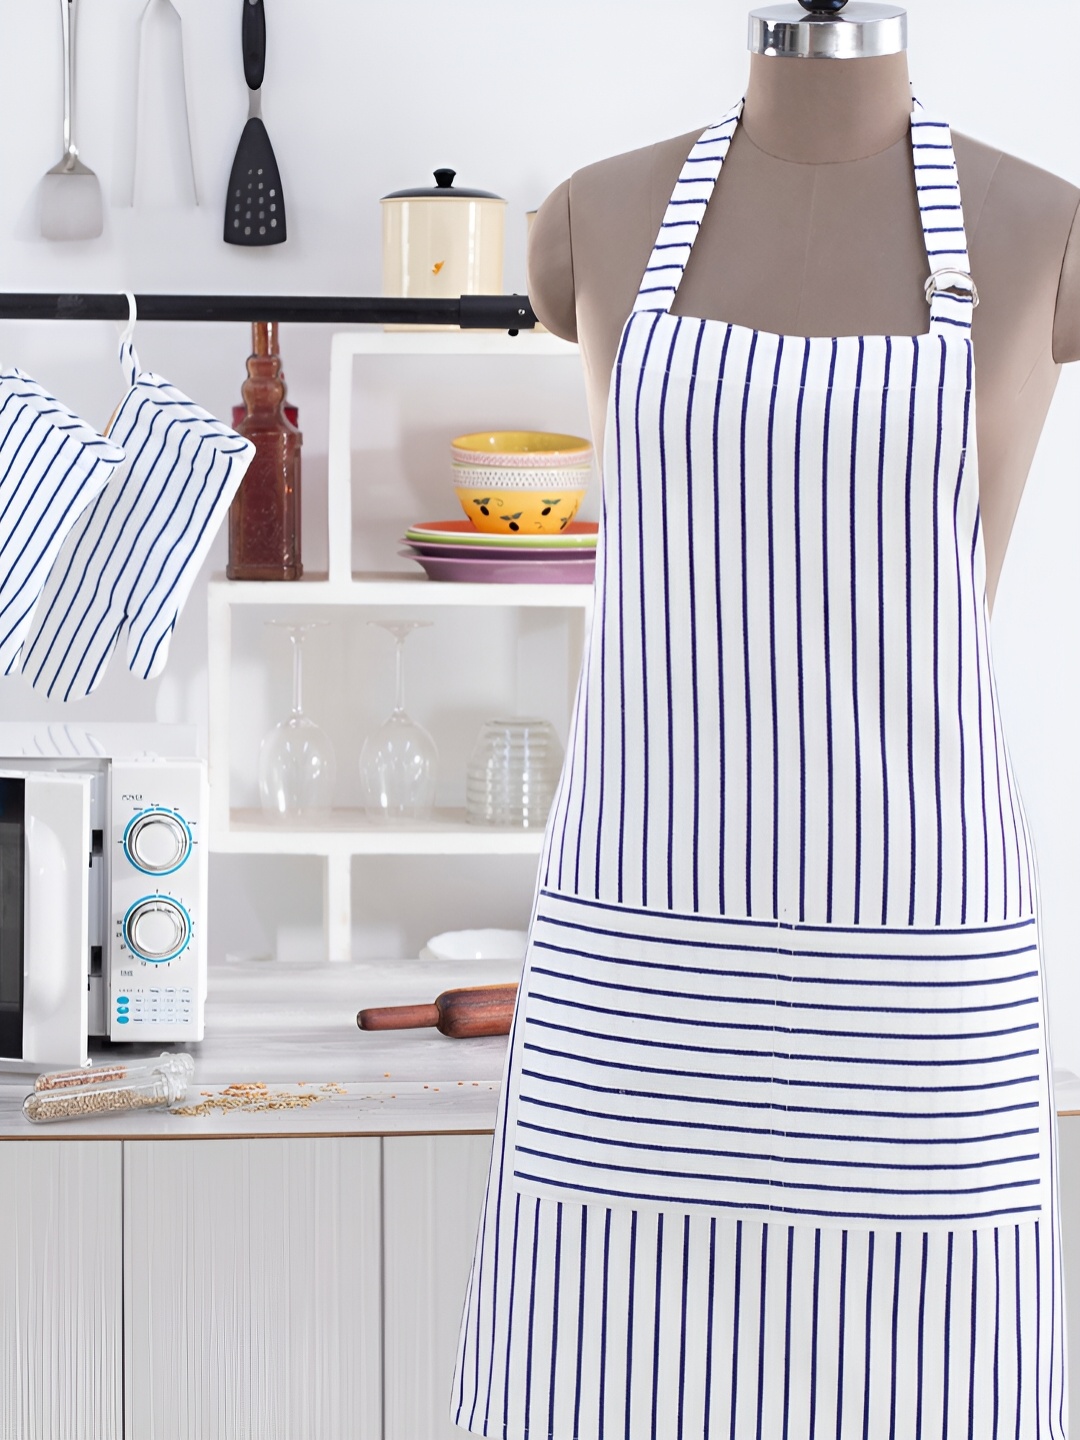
[925,267,980,308]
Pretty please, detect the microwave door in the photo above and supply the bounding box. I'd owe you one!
[0,771,91,1070]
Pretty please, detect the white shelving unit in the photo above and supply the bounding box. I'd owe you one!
[207,329,591,961]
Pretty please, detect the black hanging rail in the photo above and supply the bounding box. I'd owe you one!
[0,293,538,332]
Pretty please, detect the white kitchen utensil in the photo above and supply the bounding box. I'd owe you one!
[41,0,103,240]
[129,0,198,207]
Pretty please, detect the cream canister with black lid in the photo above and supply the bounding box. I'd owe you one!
[381,168,507,303]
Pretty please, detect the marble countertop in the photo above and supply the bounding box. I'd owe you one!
[0,959,514,1141]
[4,957,1079,1142]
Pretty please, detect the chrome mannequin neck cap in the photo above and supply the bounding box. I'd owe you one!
[748,2,908,58]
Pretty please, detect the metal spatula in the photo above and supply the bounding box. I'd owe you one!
[224,0,286,246]
[41,0,103,240]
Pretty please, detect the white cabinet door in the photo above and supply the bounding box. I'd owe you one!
[124,1137,381,1440]
[1058,1115,1080,1414]
[382,1133,493,1440]
[0,1141,122,1440]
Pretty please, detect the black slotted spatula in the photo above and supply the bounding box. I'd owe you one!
[224,0,286,245]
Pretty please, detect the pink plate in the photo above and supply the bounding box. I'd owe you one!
[399,549,596,585]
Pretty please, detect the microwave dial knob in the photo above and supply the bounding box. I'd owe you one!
[124,899,191,963]
[125,811,191,874]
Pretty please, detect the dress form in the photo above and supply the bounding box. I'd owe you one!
[527,2,1080,607]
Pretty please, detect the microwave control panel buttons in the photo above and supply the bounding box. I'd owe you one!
[124,808,193,875]
[109,756,207,1043]
[114,986,194,1027]
[123,896,192,963]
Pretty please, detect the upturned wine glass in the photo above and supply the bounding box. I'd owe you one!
[258,622,337,820]
[360,620,438,821]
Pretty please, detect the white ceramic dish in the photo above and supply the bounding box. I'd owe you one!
[420,928,529,962]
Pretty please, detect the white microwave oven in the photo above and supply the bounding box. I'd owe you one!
[0,724,207,1071]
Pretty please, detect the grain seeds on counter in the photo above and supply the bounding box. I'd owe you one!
[171,1080,344,1117]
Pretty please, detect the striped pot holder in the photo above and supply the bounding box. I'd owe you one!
[22,341,255,701]
[0,369,125,675]
[505,889,1051,1231]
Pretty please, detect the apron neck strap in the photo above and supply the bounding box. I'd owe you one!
[632,97,976,337]
[631,101,743,318]
[911,102,977,335]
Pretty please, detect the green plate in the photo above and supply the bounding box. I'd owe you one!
[405,519,598,550]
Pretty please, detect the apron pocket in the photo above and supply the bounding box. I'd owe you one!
[506,889,1048,1230]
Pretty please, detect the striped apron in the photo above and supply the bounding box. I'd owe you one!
[452,104,1067,1440]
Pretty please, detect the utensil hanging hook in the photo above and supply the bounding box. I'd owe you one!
[117,291,141,386]
[119,291,138,348]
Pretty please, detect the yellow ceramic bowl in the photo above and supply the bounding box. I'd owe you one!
[450,431,593,533]
[450,430,592,466]
[454,485,587,534]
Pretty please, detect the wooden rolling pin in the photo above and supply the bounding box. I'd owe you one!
[357,983,517,1039]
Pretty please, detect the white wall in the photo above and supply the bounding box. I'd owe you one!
[0,1,1077,1059]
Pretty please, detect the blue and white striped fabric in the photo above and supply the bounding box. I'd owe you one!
[511,895,1046,1228]
[911,101,978,332]
[452,103,1066,1440]
[22,341,254,701]
[0,369,124,675]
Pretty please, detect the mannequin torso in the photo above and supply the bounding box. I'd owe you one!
[528,52,1080,606]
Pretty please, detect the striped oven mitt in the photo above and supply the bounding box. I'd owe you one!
[22,341,255,701]
[0,369,125,675]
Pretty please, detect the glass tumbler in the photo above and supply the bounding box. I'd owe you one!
[466,718,564,828]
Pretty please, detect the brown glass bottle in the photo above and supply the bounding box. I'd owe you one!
[227,321,302,580]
